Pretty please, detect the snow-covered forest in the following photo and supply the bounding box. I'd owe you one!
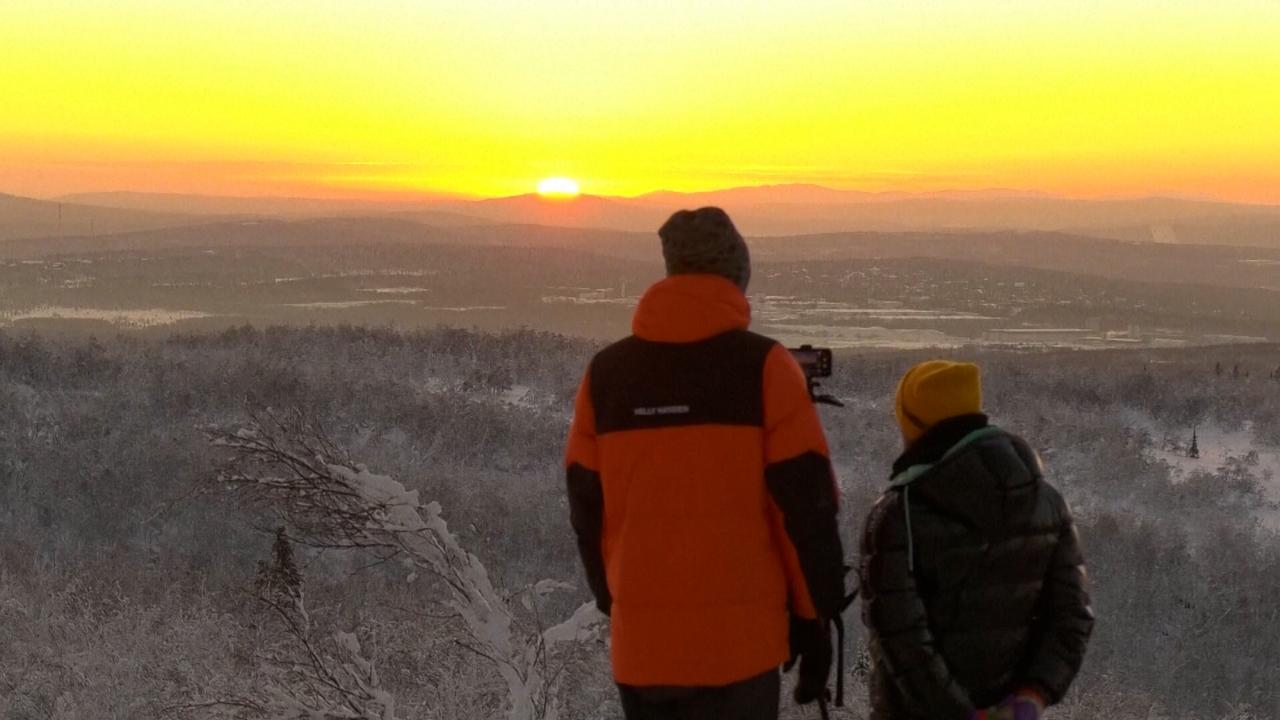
[2,325,1278,719]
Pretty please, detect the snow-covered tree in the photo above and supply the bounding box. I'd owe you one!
[209,411,604,720]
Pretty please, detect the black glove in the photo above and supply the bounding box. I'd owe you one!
[787,616,832,705]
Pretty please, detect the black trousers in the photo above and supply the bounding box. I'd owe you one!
[617,669,780,720]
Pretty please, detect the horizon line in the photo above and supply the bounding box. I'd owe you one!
[10,183,1280,208]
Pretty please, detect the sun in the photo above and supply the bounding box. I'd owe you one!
[536,177,580,198]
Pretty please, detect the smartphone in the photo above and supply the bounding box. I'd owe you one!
[788,344,832,379]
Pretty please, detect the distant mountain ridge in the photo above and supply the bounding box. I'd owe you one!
[59,191,478,222]
[0,192,200,242]
[631,183,1056,205]
[441,189,1280,245]
[7,185,1280,248]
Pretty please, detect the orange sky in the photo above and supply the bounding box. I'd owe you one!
[2,1,1279,202]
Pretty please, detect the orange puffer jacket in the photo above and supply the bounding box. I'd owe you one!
[565,274,845,687]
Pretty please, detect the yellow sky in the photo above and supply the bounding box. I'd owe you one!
[2,0,1278,201]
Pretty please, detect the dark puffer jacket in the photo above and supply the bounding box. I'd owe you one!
[859,414,1094,720]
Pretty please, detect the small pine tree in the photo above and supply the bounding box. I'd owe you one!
[1188,428,1200,459]
[1215,361,1223,376]
[256,526,303,600]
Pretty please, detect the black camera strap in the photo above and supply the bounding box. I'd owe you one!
[831,572,860,707]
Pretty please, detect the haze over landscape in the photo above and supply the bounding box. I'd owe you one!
[4,185,1279,350]
[3,2,1280,719]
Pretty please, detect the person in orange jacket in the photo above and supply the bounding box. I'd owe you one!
[564,207,846,719]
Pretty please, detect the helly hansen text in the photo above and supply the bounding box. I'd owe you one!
[633,405,691,416]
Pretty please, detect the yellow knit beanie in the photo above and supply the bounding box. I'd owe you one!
[895,360,983,444]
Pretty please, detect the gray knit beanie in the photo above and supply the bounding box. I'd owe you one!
[658,207,751,291]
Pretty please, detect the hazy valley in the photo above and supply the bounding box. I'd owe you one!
[3,196,1279,351]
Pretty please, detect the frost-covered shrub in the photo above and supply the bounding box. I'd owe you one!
[0,570,246,720]
[207,412,605,720]
[4,328,1280,718]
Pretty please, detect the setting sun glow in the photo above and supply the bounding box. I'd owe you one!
[537,177,580,198]
[1,2,1278,201]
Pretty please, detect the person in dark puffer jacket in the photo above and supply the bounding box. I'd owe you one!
[859,361,1094,720]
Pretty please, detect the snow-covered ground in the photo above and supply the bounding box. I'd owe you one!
[359,287,433,295]
[763,324,969,350]
[499,384,540,410]
[1151,422,1280,529]
[755,296,999,322]
[0,306,215,327]
[281,300,418,309]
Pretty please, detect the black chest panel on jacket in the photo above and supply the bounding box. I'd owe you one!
[589,330,776,434]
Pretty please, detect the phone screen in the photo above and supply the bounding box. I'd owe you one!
[787,346,832,378]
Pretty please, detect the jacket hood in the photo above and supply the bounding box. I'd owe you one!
[631,274,751,343]
[892,419,1044,535]
[892,413,991,476]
